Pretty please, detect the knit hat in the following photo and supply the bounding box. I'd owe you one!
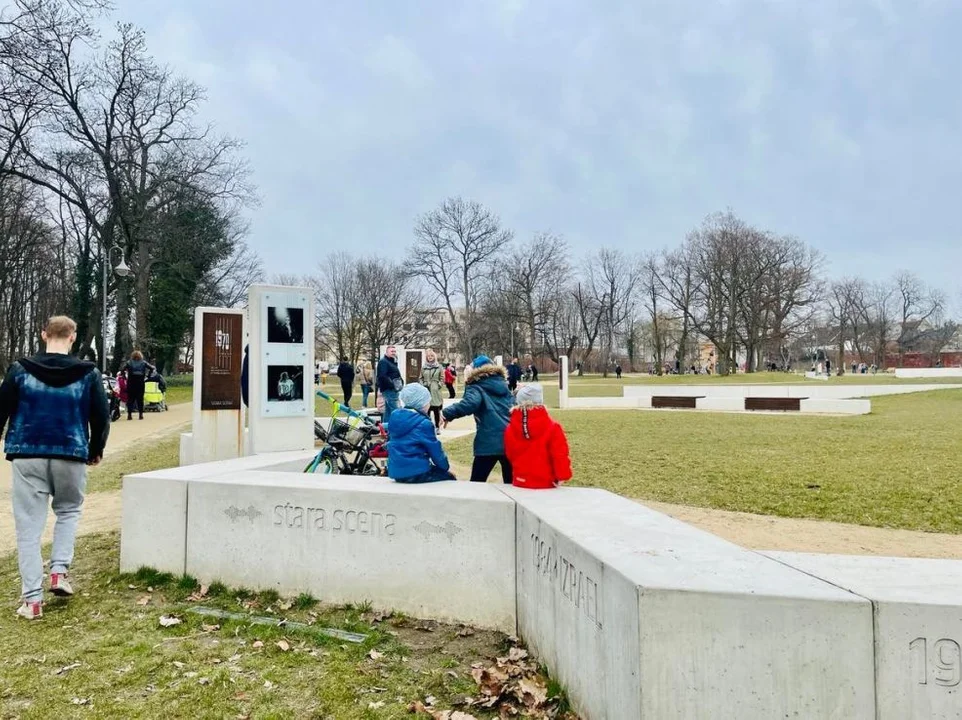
[515,383,544,407]
[399,382,431,410]
[472,355,493,369]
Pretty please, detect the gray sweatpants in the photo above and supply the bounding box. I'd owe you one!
[11,458,87,602]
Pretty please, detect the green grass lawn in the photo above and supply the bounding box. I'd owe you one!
[447,388,962,533]
[87,433,182,494]
[0,534,544,719]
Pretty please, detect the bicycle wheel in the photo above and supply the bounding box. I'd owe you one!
[306,449,339,474]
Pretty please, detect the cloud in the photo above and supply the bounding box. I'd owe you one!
[365,35,432,90]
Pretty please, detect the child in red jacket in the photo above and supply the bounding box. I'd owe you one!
[504,383,572,489]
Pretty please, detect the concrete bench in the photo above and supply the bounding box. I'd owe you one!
[799,398,871,415]
[504,486,875,719]
[767,552,962,720]
[122,467,516,632]
[694,396,746,412]
[121,451,316,575]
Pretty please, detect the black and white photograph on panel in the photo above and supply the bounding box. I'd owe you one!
[266,306,304,344]
[267,365,304,402]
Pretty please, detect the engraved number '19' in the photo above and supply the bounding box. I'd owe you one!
[909,637,962,687]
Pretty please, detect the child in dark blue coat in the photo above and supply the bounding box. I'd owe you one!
[387,384,456,484]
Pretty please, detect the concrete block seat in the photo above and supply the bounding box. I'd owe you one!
[768,552,962,720]
[504,487,876,719]
[122,465,516,632]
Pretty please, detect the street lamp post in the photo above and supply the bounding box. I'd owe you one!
[102,244,131,373]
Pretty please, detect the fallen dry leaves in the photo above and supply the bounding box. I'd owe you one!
[409,643,578,719]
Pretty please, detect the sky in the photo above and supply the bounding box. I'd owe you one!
[110,0,962,301]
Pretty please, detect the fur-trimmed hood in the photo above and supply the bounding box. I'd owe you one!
[466,364,507,385]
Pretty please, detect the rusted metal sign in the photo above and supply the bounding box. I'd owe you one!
[201,312,242,411]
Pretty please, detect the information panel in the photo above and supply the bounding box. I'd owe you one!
[200,312,243,411]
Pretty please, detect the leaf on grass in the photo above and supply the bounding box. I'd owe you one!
[456,626,475,637]
[136,596,151,606]
[368,649,385,661]
[368,701,386,710]
[54,662,81,676]
[198,677,210,686]
[263,680,274,690]
[147,586,154,593]
[159,615,182,628]
[251,641,264,649]
[275,640,290,652]
[172,661,185,669]
[201,624,221,633]
[372,610,393,623]
[70,697,91,706]
[278,600,293,611]
[425,695,437,706]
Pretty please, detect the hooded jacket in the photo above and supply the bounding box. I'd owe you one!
[442,364,514,456]
[0,353,110,462]
[504,405,572,489]
[386,407,450,480]
[377,355,403,393]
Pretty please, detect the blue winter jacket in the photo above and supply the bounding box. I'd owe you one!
[386,408,450,480]
[442,364,514,456]
[0,353,110,462]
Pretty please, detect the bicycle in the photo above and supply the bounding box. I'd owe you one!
[307,390,387,475]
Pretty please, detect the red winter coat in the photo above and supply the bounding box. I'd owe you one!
[444,366,456,384]
[503,406,572,490]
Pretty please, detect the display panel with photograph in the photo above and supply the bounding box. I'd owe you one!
[267,306,304,344]
[267,365,304,402]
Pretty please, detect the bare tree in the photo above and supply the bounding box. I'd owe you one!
[503,232,570,354]
[410,197,513,358]
[353,258,423,363]
[894,271,943,362]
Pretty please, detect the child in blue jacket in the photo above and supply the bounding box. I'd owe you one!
[387,384,456,484]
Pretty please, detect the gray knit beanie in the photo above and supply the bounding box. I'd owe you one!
[399,382,431,410]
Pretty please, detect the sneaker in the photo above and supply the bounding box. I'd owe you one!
[16,601,42,620]
[50,573,74,597]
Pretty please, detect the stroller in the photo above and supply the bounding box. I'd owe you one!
[307,390,387,475]
[103,376,122,422]
[143,380,168,412]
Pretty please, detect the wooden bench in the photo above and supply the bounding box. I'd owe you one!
[745,397,804,412]
[652,395,701,409]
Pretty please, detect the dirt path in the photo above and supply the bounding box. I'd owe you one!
[0,404,190,556]
[643,500,962,559]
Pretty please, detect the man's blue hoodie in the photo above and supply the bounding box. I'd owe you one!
[386,408,450,480]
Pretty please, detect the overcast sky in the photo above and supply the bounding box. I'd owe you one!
[112,0,961,299]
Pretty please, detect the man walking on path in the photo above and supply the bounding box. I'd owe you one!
[0,316,110,620]
[336,357,356,407]
[506,357,522,394]
[376,345,403,425]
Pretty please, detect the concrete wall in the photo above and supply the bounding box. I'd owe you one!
[622,383,961,400]
[123,465,962,719]
[767,552,962,720]
[505,487,875,719]
[895,368,962,378]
